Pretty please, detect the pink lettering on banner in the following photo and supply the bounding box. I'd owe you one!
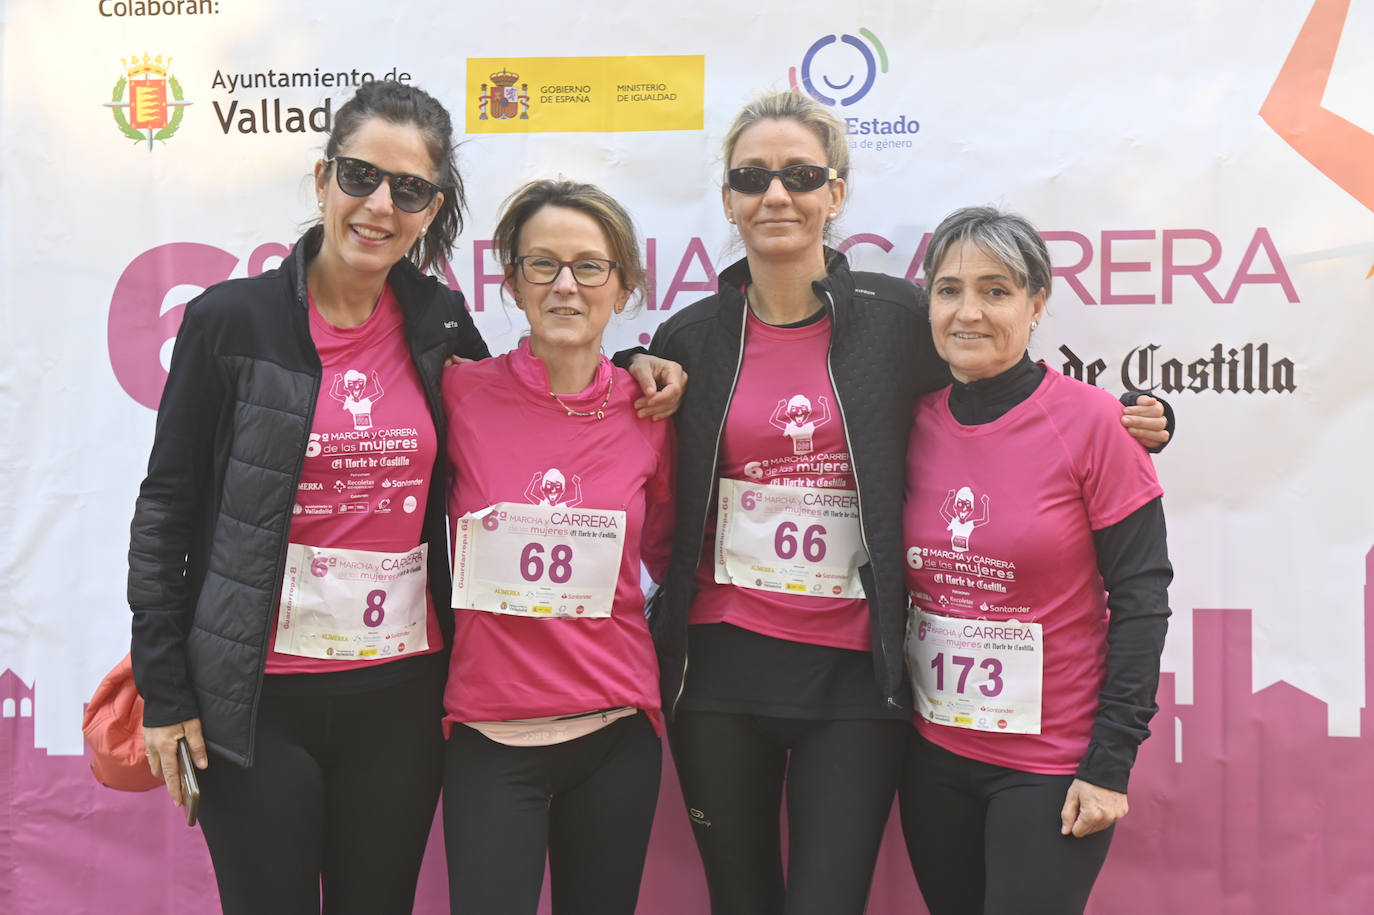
[107,242,239,410]
[1043,228,1298,305]
[1100,230,1155,305]
[647,236,717,311]
[1162,229,1224,303]
[108,240,478,410]
[1043,230,1094,302]
[465,239,498,312]
[782,228,1298,304]
[836,232,894,257]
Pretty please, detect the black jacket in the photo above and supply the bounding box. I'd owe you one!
[647,252,952,715]
[128,227,489,766]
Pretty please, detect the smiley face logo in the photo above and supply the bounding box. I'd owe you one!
[789,30,889,107]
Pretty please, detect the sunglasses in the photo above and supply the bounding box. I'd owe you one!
[515,255,620,288]
[725,164,838,195]
[326,156,442,213]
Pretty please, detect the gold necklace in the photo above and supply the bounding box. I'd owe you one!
[548,371,613,420]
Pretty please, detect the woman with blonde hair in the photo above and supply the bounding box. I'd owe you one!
[647,90,1171,915]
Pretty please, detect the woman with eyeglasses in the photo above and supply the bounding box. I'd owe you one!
[127,82,680,914]
[439,179,674,915]
[646,90,1171,915]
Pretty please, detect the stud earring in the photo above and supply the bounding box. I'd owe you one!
[1030,320,1039,330]
[419,225,428,236]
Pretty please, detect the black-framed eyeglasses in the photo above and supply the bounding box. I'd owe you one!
[515,255,620,288]
[726,164,838,195]
[326,156,442,213]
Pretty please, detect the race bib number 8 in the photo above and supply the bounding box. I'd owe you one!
[452,503,626,619]
[714,478,867,599]
[275,543,430,660]
[905,608,1043,734]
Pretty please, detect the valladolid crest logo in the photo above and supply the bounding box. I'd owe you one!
[104,54,193,150]
[477,68,530,121]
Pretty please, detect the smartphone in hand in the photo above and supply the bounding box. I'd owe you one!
[176,738,201,827]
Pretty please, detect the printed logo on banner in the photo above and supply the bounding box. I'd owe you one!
[789,30,887,107]
[465,56,704,134]
[103,54,192,151]
[786,30,918,154]
[477,69,530,121]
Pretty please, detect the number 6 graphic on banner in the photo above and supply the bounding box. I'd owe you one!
[520,543,574,583]
[774,522,828,562]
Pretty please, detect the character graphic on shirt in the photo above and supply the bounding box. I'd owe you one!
[525,468,584,507]
[769,394,831,456]
[941,485,990,553]
[329,369,385,431]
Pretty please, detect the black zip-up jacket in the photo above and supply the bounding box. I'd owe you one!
[128,227,490,766]
[647,252,952,715]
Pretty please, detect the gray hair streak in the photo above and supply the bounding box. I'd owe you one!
[922,206,1052,298]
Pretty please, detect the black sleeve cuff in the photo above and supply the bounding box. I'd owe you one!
[1119,391,1176,453]
[611,346,649,370]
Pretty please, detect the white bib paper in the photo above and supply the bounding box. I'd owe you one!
[275,542,430,660]
[713,477,867,599]
[906,607,1043,734]
[452,502,626,619]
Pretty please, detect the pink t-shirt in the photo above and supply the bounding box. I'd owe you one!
[265,286,441,674]
[690,311,870,651]
[904,368,1163,774]
[442,340,674,736]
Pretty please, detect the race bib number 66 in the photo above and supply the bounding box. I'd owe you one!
[714,478,867,599]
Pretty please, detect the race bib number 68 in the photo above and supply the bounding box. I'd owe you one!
[453,503,625,619]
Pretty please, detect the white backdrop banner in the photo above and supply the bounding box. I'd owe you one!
[3,1,1373,912]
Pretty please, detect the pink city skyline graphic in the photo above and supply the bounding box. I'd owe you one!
[5,546,1374,913]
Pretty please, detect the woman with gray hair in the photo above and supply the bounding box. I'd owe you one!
[646,91,1172,915]
[900,206,1172,914]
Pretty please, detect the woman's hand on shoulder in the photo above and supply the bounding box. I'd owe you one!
[1060,778,1128,837]
[144,718,208,808]
[627,353,687,421]
[1120,395,1169,449]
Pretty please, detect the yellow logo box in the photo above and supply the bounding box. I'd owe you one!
[467,55,704,133]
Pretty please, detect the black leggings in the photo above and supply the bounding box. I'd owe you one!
[442,713,662,915]
[668,711,908,915]
[899,731,1115,915]
[196,663,445,915]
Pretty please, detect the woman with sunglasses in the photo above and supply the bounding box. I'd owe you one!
[127,82,680,914]
[439,179,674,915]
[646,89,1171,915]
